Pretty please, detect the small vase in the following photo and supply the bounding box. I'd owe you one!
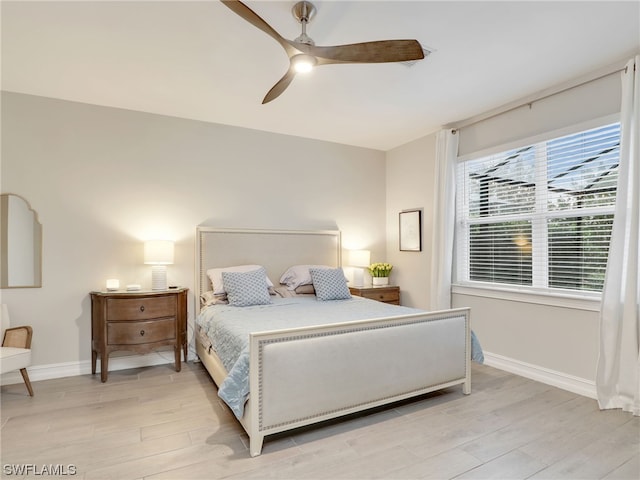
[372,277,389,286]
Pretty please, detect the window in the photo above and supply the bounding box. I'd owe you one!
[455,123,620,295]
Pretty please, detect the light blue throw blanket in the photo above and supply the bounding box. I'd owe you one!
[197,296,484,419]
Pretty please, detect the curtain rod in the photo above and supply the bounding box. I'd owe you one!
[447,58,630,133]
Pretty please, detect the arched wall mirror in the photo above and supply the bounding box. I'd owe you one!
[0,194,42,288]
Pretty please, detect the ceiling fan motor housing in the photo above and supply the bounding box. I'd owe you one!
[292,1,316,24]
[292,1,316,45]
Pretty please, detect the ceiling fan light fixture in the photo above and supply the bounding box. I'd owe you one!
[292,54,316,73]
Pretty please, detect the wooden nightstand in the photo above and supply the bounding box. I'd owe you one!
[349,285,400,305]
[90,288,188,382]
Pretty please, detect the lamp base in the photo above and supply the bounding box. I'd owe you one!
[151,265,168,290]
[352,267,365,287]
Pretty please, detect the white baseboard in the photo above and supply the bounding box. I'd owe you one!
[482,351,597,399]
[0,351,191,386]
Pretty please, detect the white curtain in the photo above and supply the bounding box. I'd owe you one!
[596,56,640,416]
[429,129,459,311]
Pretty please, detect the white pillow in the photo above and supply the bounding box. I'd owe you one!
[279,264,332,291]
[207,265,274,295]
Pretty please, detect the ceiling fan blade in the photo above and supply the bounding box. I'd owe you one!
[301,39,425,65]
[262,69,297,104]
[221,1,297,56]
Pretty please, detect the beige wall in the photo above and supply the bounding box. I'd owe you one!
[451,294,599,380]
[0,92,387,372]
[385,133,437,310]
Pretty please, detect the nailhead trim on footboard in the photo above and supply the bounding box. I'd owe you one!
[255,310,470,432]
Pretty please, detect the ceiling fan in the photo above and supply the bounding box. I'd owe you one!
[220,0,426,104]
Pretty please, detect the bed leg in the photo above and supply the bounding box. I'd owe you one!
[249,435,264,457]
[463,379,471,395]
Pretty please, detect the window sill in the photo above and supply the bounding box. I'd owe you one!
[451,283,601,312]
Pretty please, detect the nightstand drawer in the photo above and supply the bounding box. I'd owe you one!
[360,290,399,303]
[107,318,176,345]
[106,296,176,321]
[349,286,400,305]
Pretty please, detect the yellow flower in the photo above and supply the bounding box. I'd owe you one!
[368,262,393,277]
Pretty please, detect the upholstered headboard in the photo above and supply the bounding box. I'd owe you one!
[195,227,342,313]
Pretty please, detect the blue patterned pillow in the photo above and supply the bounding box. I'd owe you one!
[310,267,352,301]
[222,268,272,307]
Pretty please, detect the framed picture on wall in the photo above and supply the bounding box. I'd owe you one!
[399,209,422,251]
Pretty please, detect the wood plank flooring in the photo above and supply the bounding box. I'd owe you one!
[1,362,638,479]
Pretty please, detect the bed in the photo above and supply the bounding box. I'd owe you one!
[194,227,472,457]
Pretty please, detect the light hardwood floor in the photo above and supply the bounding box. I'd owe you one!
[1,362,638,479]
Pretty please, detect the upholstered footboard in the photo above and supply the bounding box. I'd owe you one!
[244,307,471,456]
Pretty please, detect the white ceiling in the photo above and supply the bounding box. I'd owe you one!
[2,1,639,151]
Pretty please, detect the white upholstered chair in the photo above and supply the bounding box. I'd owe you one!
[0,304,34,396]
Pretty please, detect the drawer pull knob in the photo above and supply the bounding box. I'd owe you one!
[140,330,145,336]
[140,305,145,312]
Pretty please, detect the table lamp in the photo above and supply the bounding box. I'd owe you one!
[349,249,370,287]
[144,240,174,290]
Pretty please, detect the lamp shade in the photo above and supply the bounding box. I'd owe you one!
[348,249,371,267]
[144,240,174,265]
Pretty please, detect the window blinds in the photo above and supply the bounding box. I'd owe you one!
[455,123,620,293]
